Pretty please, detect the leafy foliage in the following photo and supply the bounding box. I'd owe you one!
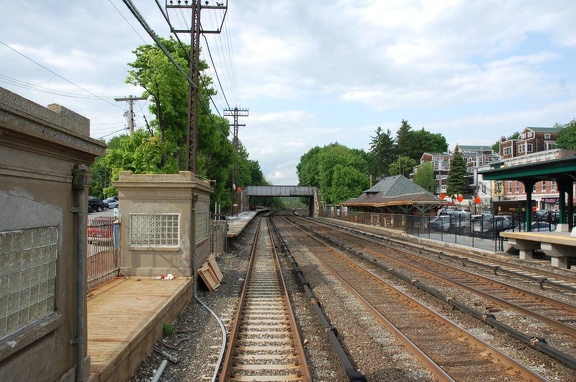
[394,120,447,161]
[388,156,417,178]
[555,121,576,150]
[89,37,267,213]
[367,126,395,180]
[413,161,436,193]
[297,143,369,204]
[446,147,470,198]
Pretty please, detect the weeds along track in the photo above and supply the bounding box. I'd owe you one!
[274,215,571,381]
[218,217,311,382]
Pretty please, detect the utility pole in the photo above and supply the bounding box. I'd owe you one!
[166,1,228,174]
[224,107,249,152]
[114,96,146,133]
[224,107,249,215]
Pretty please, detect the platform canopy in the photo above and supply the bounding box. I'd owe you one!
[480,156,576,229]
[340,175,445,214]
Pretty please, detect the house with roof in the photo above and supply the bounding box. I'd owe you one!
[340,174,445,215]
[498,126,560,159]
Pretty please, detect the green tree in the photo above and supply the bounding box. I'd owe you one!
[296,146,322,187]
[412,128,448,156]
[446,147,470,198]
[93,37,255,211]
[395,119,414,159]
[367,126,395,179]
[394,120,448,163]
[329,164,370,202]
[297,143,368,204]
[125,37,221,174]
[555,121,576,150]
[413,161,436,193]
[388,156,417,178]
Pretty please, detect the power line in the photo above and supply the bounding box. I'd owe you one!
[0,40,123,110]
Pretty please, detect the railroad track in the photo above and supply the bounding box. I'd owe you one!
[318,217,576,292]
[291,216,576,366]
[275,215,554,381]
[218,217,311,382]
[313,218,576,337]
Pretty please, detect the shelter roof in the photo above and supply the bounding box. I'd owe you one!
[480,156,576,183]
[525,126,560,133]
[341,175,444,208]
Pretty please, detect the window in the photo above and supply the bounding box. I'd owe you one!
[129,214,179,247]
[544,133,551,139]
[551,181,557,192]
[503,146,512,155]
[526,143,533,152]
[0,227,58,340]
[545,141,556,150]
[195,212,209,244]
[541,181,546,192]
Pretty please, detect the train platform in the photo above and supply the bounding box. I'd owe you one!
[501,229,576,268]
[226,210,259,238]
[87,276,193,382]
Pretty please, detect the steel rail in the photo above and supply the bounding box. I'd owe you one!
[323,224,576,338]
[218,218,311,381]
[296,216,576,370]
[278,216,550,381]
[317,217,576,292]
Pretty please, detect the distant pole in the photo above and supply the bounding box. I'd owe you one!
[114,96,146,133]
[224,107,249,215]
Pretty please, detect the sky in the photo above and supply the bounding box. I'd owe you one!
[1,1,575,186]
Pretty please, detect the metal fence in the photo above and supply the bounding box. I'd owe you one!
[87,218,120,291]
[211,220,228,257]
[317,209,558,252]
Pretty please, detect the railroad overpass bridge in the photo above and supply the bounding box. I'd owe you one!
[244,185,319,217]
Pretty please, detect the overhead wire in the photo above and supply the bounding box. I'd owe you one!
[212,6,238,109]
[0,40,124,110]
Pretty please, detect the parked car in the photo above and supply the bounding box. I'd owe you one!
[481,215,514,234]
[87,216,115,244]
[88,196,108,213]
[104,197,119,209]
[506,221,556,232]
[529,222,556,232]
[430,215,450,232]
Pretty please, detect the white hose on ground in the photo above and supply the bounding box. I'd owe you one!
[195,292,227,382]
[151,359,168,382]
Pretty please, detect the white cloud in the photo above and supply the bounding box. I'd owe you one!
[1,0,575,186]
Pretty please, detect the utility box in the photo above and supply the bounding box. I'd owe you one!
[113,171,213,277]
